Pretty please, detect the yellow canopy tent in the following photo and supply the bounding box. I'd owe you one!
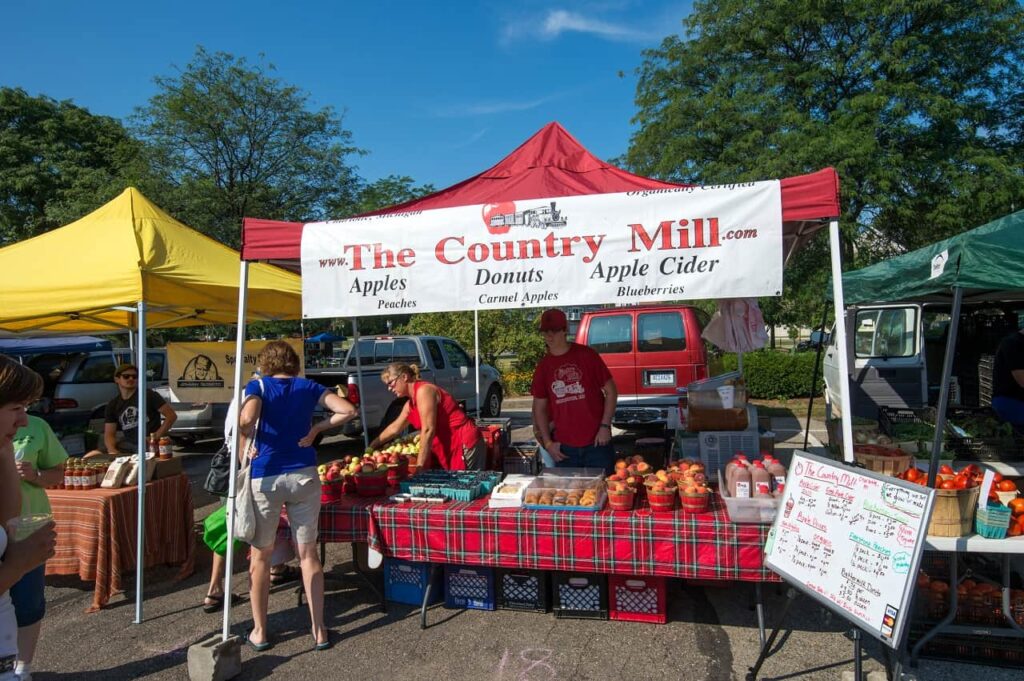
[0,187,301,333]
[0,187,303,624]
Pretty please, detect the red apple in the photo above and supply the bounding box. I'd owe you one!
[482,202,516,234]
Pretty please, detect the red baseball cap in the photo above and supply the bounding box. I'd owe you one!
[538,308,568,332]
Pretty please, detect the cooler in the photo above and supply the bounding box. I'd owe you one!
[697,404,760,478]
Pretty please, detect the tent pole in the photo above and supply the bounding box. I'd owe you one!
[804,301,831,450]
[223,260,250,641]
[827,219,855,462]
[352,319,370,450]
[474,310,481,416]
[134,300,147,624]
[927,287,963,488]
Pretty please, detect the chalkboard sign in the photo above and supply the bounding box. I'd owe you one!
[764,451,935,648]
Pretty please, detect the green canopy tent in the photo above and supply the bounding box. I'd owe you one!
[840,209,1024,485]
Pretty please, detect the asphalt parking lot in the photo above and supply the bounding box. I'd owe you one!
[30,399,1020,680]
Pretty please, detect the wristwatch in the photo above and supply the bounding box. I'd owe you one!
[600,423,611,429]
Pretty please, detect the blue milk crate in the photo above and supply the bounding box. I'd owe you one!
[384,558,443,606]
[444,565,496,610]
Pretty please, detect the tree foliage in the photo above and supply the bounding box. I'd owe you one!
[627,1,1024,325]
[132,47,363,247]
[333,174,436,218]
[0,87,141,243]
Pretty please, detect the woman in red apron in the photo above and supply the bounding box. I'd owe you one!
[367,363,484,470]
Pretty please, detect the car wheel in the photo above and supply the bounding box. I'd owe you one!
[481,386,502,418]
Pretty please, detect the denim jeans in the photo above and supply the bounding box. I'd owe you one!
[555,443,615,475]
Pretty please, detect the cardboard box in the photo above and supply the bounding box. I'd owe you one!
[153,456,183,479]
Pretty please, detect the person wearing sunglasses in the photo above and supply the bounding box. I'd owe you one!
[85,364,176,460]
[368,363,484,471]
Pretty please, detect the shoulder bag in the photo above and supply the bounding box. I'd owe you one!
[232,379,264,544]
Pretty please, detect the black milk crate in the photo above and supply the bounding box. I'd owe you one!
[496,569,550,613]
[907,623,1024,668]
[503,441,541,475]
[552,572,608,620]
[444,564,495,610]
[945,407,1024,461]
[878,406,937,439]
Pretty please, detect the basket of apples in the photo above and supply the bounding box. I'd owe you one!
[674,461,711,513]
[643,470,678,512]
[318,461,346,502]
[605,477,636,511]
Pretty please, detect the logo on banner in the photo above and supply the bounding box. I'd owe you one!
[482,201,568,235]
[177,354,225,388]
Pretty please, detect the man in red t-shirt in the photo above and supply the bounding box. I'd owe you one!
[530,309,618,473]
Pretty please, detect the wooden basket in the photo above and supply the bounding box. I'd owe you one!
[853,445,912,477]
[927,487,980,537]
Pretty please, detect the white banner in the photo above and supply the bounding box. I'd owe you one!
[167,340,304,403]
[300,183,783,318]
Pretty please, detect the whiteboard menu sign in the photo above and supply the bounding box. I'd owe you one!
[764,451,935,648]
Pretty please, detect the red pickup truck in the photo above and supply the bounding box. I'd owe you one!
[575,305,715,430]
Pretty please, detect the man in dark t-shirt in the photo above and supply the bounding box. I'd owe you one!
[992,329,1024,428]
[96,363,176,455]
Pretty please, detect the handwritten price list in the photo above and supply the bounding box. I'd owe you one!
[765,452,933,647]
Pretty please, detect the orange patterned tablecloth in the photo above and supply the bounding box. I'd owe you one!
[45,473,196,612]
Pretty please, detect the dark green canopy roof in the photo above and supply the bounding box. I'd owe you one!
[842,210,1024,305]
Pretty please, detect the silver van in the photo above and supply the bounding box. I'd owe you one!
[822,304,1019,419]
[47,349,168,432]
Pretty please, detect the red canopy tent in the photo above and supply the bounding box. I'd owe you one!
[240,122,840,263]
[221,123,855,640]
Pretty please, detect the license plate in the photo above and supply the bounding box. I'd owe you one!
[647,371,675,386]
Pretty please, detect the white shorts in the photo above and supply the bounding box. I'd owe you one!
[250,466,320,548]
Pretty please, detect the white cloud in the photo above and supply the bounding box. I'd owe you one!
[500,7,663,45]
[449,128,489,150]
[433,93,561,118]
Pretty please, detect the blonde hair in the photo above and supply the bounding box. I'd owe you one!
[381,363,421,384]
[257,340,301,376]
[0,354,44,405]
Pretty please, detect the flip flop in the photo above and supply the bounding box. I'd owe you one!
[269,565,301,585]
[246,630,272,652]
[313,630,333,651]
[201,593,242,613]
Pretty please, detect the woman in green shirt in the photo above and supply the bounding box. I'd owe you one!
[10,415,67,679]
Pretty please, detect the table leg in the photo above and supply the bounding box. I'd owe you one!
[420,564,441,630]
[910,553,958,666]
[351,542,386,613]
[755,582,766,650]
[1000,554,1024,633]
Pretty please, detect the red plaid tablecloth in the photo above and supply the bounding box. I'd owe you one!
[318,494,379,543]
[367,493,779,582]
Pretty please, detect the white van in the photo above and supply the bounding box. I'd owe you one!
[823,303,1019,420]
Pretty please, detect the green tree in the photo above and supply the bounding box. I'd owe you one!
[333,174,436,217]
[627,1,1024,314]
[0,87,142,243]
[132,47,363,247]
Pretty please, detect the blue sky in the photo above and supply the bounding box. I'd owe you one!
[6,0,692,191]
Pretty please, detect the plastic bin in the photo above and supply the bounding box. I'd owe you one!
[384,558,443,606]
[477,417,513,449]
[552,572,608,620]
[496,569,550,612]
[444,565,495,610]
[717,471,778,524]
[608,575,667,624]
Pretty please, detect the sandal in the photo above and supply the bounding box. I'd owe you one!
[202,593,242,613]
[269,565,301,585]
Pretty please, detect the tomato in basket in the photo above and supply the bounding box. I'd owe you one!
[996,479,1018,493]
